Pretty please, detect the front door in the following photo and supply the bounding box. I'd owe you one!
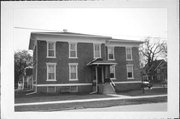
[97,67,102,84]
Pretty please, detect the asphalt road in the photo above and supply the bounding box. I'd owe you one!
[66,102,167,112]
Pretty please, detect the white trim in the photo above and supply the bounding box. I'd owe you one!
[106,43,140,47]
[126,64,134,79]
[46,63,57,81]
[107,46,115,60]
[92,62,117,65]
[69,63,78,81]
[35,36,107,44]
[35,83,92,87]
[46,41,56,58]
[93,43,101,59]
[126,47,133,61]
[68,42,78,59]
[114,81,141,84]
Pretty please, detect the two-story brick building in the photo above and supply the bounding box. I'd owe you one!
[29,30,143,94]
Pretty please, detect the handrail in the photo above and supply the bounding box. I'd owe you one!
[110,78,115,87]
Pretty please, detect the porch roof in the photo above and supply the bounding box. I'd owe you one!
[87,58,117,66]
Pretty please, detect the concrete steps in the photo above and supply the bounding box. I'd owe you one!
[103,83,116,94]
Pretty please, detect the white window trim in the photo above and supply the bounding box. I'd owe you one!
[69,42,78,59]
[110,65,116,80]
[46,63,57,81]
[93,43,101,59]
[126,47,133,61]
[69,63,78,81]
[107,46,115,60]
[47,41,56,58]
[127,64,134,79]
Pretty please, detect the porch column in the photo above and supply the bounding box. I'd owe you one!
[102,66,104,83]
[95,66,98,92]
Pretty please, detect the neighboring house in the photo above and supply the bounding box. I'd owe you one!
[24,66,33,89]
[142,59,167,83]
[29,30,143,94]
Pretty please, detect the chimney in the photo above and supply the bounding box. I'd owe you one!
[63,29,68,32]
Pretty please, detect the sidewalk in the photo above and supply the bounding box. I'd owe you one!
[15,94,167,107]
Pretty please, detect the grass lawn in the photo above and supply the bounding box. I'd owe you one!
[15,96,167,112]
[15,93,114,104]
[117,88,167,96]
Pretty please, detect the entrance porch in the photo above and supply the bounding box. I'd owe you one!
[87,58,117,94]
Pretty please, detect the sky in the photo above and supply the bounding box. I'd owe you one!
[13,8,167,51]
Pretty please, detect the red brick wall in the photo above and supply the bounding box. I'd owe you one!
[37,41,96,85]
[113,46,141,81]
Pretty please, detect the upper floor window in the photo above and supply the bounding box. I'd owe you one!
[69,63,78,81]
[94,44,101,58]
[126,47,132,60]
[46,63,56,81]
[127,64,134,79]
[110,65,116,79]
[69,43,77,58]
[47,42,56,58]
[108,46,115,60]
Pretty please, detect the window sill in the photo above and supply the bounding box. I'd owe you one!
[47,56,56,58]
[110,78,116,80]
[69,79,78,81]
[126,59,133,61]
[94,57,101,59]
[108,59,115,61]
[127,78,134,80]
[46,80,57,81]
[69,57,78,59]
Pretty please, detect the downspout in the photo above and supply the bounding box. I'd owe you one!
[90,65,98,94]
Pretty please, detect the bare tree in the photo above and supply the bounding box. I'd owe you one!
[139,37,167,67]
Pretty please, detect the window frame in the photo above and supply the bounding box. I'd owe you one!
[69,63,78,81]
[110,65,116,80]
[126,64,134,79]
[93,43,101,59]
[126,47,132,61]
[47,41,56,58]
[107,46,115,60]
[69,42,78,59]
[46,63,57,81]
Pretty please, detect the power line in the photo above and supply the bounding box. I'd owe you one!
[14,27,59,32]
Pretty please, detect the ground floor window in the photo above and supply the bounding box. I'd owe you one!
[70,86,78,92]
[46,63,56,81]
[69,63,78,81]
[127,64,134,79]
[110,65,116,79]
[47,86,56,93]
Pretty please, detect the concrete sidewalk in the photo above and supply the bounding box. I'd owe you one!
[15,94,167,107]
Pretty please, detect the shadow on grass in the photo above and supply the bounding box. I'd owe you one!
[116,88,167,96]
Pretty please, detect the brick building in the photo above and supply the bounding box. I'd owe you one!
[29,31,143,94]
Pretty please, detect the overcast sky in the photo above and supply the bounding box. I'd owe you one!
[13,8,167,51]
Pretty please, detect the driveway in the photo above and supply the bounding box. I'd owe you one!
[66,102,167,111]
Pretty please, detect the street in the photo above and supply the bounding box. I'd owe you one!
[66,102,167,112]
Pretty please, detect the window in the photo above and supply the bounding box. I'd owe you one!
[47,86,56,93]
[46,63,56,81]
[47,42,56,58]
[108,46,114,60]
[69,63,78,81]
[69,43,77,58]
[110,65,116,79]
[126,47,132,60]
[93,44,101,58]
[127,65,134,79]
